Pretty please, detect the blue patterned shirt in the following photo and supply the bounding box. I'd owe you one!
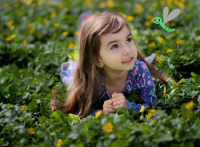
[88,59,157,117]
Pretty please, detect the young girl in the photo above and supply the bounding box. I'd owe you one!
[53,10,168,119]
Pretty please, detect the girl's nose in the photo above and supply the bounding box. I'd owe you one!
[123,44,131,56]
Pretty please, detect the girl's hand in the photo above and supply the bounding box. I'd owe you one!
[102,99,116,116]
[111,92,128,110]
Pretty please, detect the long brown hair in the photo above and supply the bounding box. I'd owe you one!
[51,10,171,119]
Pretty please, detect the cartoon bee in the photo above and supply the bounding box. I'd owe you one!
[153,6,180,32]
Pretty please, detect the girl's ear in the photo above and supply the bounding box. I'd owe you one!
[94,56,103,68]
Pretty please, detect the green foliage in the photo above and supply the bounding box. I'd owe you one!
[0,0,200,146]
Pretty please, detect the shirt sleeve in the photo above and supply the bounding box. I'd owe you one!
[127,61,158,112]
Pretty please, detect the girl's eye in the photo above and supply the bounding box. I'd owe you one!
[111,44,119,50]
[126,37,132,43]
[110,37,132,50]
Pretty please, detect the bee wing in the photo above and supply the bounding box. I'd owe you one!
[163,6,180,24]
[163,7,169,23]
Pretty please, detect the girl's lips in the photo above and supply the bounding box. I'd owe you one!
[122,57,133,63]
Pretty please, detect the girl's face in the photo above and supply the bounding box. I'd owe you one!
[98,25,137,73]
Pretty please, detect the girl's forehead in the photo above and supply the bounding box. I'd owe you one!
[100,26,131,43]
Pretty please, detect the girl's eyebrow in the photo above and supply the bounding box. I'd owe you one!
[106,32,132,47]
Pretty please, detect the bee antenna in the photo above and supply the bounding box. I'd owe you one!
[152,11,159,17]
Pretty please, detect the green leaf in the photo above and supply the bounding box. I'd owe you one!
[28,102,38,110]
[39,116,48,124]
[3,84,11,93]
[191,72,196,77]
[23,92,30,99]
[195,74,200,84]
[153,133,173,142]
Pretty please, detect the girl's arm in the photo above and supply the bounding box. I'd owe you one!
[127,62,157,112]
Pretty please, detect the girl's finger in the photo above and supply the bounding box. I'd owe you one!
[112,101,121,106]
[111,92,120,98]
[107,108,116,113]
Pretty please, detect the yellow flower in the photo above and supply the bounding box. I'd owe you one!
[145,112,153,120]
[32,3,36,7]
[10,34,16,39]
[8,20,13,26]
[176,39,184,44]
[19,12,23,16]
[174,81,179,86]
[147,15,153,19]
[5,34,16,41]
[95,110,102,118]
[75,32,80,36]
[34,78,37,81]
[167,0,172,6]
[178,78,184,84]
[168,131,171,134]
[196,50,200,53]
[126,16,134,22]
[8,25,14,30]
[28,128,35,135]
[136,4,143,14]
[153,2,158,7]
[25,0,32,5]
[195,36,200,41]
[38,0,43,6]
[59,4,63,9]
[99,2,105,8]
[22,105,28,110]
[43,18,48,24]
[62,32,68,36]
[174,0,178,4]
[86,0,92,6]
[4,3,9,7]
[5,37,10,41]
[158,36,164,41]
[28,23,33,28]
[163,90,167,96]
[54,23,60,27]
[148,42,155,47]
[107,0,115,7]
[102,122,113,133]
[178,2,185,9]
[68,43,74,49]
[51,12,56,18]
[155,56,163,62]
[88,136,92,139]
[160,0,165,5]
[37,35,42,39]
[149,109,156,114]
[64,7,68,12]
[29,29,35,34]
[171,22,176,27]
[188,114,193,119]
[140,105,145,113]
[185,101,193,109]
[46,2,51,6]
[23,40,27,45]
[145,40,148,44]
[166,49,173,53]
[144,21,151,26]
[56,139,63,147]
